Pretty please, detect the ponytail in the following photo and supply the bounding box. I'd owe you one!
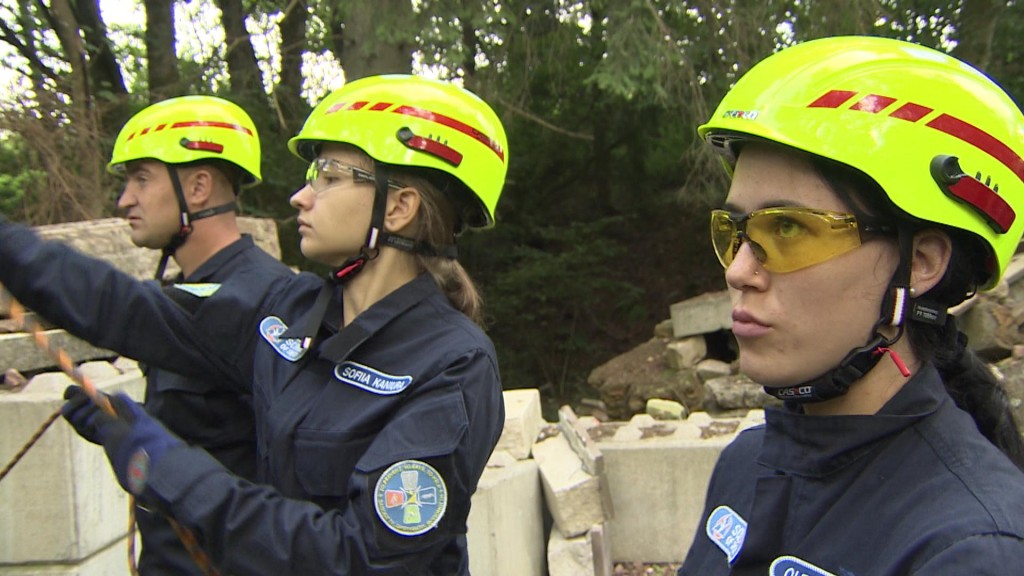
[907,230,1024,472]
[393,168,486,325]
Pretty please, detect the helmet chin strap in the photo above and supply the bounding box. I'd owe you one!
[298,163,459,352]
[154,164,236,280]
[765,227,923,404]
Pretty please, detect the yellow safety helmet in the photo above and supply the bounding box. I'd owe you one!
[698,35,1024,289]
[109,95,262,187]
[289,74,508,229]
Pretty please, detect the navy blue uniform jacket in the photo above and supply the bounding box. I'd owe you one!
[139,235,293,575]
[679,364,1024,576]
[0,218,504,575]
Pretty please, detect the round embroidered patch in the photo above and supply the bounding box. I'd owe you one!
[373,460,447,536]
[126,448,150,495]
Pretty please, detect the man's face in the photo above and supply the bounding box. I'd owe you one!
[116,160,182,249]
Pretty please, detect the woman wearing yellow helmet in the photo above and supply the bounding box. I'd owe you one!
[23,74,510,575]
[680,36,1024,575]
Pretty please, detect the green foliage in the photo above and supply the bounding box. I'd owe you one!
[0,134,42,220]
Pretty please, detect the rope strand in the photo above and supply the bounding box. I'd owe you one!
[0,286,220,576]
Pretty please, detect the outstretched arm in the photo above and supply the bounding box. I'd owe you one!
[0,216,236,380]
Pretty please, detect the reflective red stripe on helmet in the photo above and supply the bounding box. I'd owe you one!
[809,90,1024,185]
[323,100,505,163]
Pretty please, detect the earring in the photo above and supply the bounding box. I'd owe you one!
[908,286,917,297]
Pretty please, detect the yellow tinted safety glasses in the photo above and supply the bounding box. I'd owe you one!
[711,207,889,273]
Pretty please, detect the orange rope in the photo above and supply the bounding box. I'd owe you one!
[2,287,220,576]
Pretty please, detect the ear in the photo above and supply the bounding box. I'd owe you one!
[910,229,952,296]
[384,186,422,233]
[183,168,215,208]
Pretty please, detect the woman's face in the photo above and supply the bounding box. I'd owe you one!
[289,144,376,266]
[723,143,899,388]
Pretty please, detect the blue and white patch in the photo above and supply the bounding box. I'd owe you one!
[374,460,447,536]
[172,283,221,298]
[334,361,412,395]
[769,556,837,576]
[706,505,747,563]
[259,316,307,362]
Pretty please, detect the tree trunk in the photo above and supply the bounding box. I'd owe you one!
[273,0,309,133]
[45,0,105,221]
[144,0,181,100]
[333,0,416,81]
[215,0,263,99]
[47,0,89,108]
[74,0,131,137]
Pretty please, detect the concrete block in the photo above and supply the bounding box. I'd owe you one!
[548,529,594,576]
[665,336,707,370]
[595,414,746,563]
[0,330,116,376]
[533,432,605,538]
[0,534,133,575]
[467,458,545,576]
[0,371,144,564]
[670,291,731,339]
[77,361,122,383]
[494,389,543,460]
[696,359,731,382]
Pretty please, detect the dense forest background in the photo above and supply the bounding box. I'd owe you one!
[0,0,1020,414]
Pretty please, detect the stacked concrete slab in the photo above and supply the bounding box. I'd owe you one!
[0,361,145,575]
[467,389,548,576]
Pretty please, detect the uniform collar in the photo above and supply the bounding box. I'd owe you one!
[282,273,440,364]
[177,235,256,283]
[757,364,946,477]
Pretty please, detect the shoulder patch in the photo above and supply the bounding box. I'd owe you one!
[706,505,747,563]
[374,460,447,536]
[334,361,413,395]
[770,556,837,576]
[172,283,222,298]
[259,316,307,362]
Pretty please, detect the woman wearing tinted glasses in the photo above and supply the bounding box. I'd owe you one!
[680,36,1024,575]
[3,75,508,575]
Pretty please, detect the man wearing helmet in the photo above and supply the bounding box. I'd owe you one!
[0,75,508,574]
[2,96,295,574]
[680,36,1024,575]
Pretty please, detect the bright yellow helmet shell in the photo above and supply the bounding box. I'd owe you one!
[699,36,1024,289]
[289,74,508,229]
[109,95,261,187]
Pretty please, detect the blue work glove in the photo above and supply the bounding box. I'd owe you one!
[61,385,182,497]
[61,385,104,444]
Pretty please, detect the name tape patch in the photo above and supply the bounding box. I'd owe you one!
[374,460,447,536]
[172,283,221,298]
[707,505,747,563]
[769,556,837,576]
[334,361,412,395]
[259,316,306,362]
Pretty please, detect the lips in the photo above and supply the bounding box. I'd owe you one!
[731,308,771,338]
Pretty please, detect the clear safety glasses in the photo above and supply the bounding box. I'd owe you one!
[711,207,890,274]
[305,158,405,194]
